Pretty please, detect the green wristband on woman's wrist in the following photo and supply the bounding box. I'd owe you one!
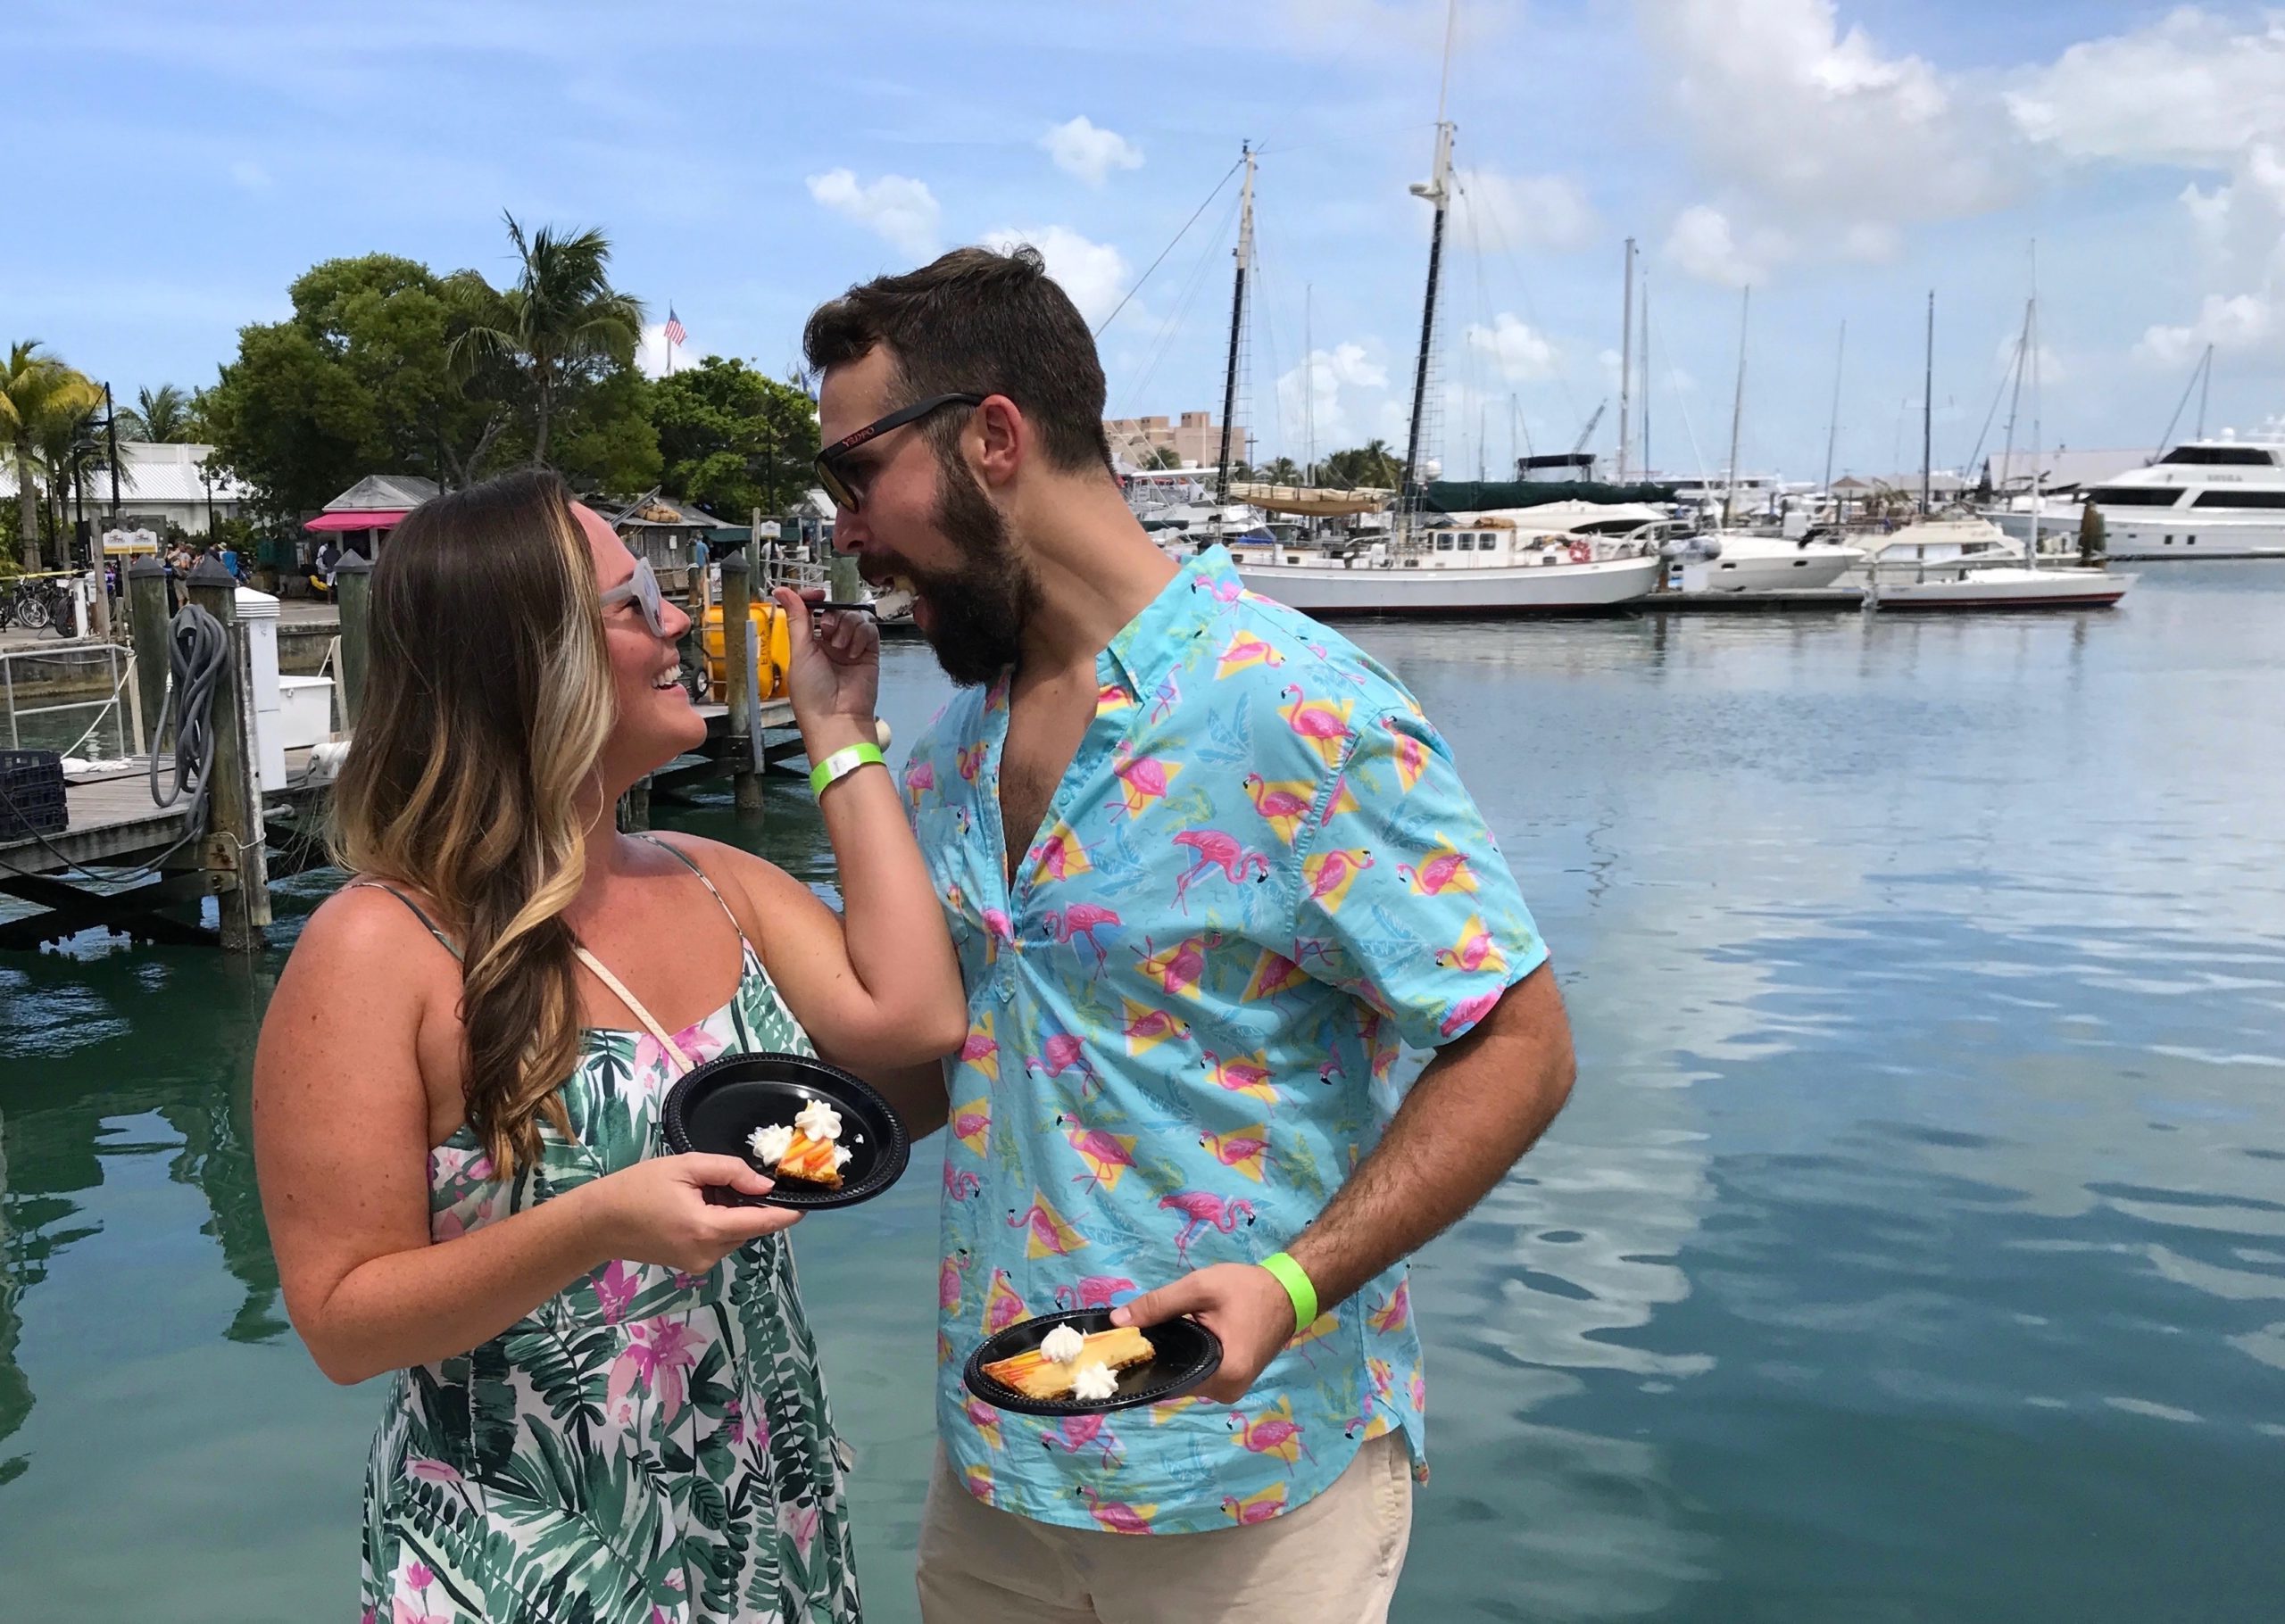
[809,742,885,798]
[1259,1251,1318,1333]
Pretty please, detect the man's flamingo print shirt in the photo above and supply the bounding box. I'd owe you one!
[903,545,1548,1535]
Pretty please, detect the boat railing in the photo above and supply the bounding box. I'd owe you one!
[1,637,138,760]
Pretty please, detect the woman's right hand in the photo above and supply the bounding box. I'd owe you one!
[585,1153,802,1274]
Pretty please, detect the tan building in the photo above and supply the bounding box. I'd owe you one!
[1104,410,1254,470]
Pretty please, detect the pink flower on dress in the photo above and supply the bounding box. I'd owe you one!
[592,1260,638,1325]
[606,1317,702,1421]
[431,1209,467,1244]
[406,1562,435,1590]
[726,1397,745,1446]
[636,1023,727,1084]
[406,1457,462,1487]
[394,1596,447,1624]
[781,1500,821,1559]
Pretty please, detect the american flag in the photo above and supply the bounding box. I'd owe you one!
[664,308,686,347]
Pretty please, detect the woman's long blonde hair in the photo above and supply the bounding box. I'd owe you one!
[333,469,616,1175]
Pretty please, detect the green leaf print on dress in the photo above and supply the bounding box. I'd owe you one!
[361,942,860,1624]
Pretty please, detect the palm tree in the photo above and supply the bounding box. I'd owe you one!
[1263,456,1302,485]
[1,341,102,571]
[450,212,644,467]
[114,383,194,443]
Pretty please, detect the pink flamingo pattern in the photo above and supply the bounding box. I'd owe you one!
[1159,1189,1258,1264]
[1228,1396,1315,1468]
[1397,838,1477,897]
[1042,902,1120,970]
[1052,1274,1137,1311]
[1077,1484,1159,1536]
[895,546,1545,1536]
[1110,744,1182,819]
[1170,829,1272,910]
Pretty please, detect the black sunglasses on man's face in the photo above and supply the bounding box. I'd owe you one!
[813,393,985,512]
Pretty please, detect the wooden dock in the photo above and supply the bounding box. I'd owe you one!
[0,550,809,953]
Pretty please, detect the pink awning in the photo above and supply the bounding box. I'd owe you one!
[304,510,410,533]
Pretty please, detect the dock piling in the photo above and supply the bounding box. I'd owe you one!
[186,559,270,951]
[335,551,372,730]
[719,551,765,815]
[127,559,170,757]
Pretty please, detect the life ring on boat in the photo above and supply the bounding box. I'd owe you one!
[1566,539,1593,565]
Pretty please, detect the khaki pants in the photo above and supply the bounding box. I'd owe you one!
[917,1431,1414,1624]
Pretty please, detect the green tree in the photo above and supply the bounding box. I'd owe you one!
[449,213,644,468]
[545,364,661,493]
[1320,439,1400,489]
[1146,445,1183,470]
[202,253,511,516]
[114,384,199,443]
[1262,456,1302,484]
[2077,500,2106,561]
[1,341,102,571]
[649,356,819,518]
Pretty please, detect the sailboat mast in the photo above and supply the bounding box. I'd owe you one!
[1216,142,1256,508]
[1302,283,1316,487]
[1400,2,1458,513]
[1822,319,1846,495]
[1640,269,1651,479]
[2028,241,2040,568]
[1724,285,1749,526]
[2196,341,2213,440]
[1920,289,1934,516]
[1616,237,1634,481]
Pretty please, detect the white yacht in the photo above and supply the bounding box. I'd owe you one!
[1232,518,1661,614]
[1667,530,1862,592]
[2074,438,2285,559]
[1844,517,2131,609]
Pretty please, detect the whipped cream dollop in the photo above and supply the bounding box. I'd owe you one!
[794,1100,843,1142]
[832,1144,853,1172]
[1071,1362,1118,1403]
[1040,1325,1086,1365]
[748,1123,794,1165]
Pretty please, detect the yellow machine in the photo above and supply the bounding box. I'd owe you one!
[700,600,792,703]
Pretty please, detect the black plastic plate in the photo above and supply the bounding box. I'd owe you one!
[661,1051,910,1211]
[962,1307,1223,1418]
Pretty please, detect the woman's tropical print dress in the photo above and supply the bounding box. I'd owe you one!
[360,916,860,1624]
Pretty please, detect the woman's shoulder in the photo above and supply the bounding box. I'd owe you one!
[297,878,461,969]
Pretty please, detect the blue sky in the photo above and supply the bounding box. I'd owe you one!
[8,0,2283,483]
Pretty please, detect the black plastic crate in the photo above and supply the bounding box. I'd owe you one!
[0,749,67,840]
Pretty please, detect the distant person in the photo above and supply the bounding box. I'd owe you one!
[253,469,965,1623]
[802,246,1576,1622]
[309,537,340,601]
[217,539,240,580]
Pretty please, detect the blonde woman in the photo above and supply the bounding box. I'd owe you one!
[254,470,965,1623]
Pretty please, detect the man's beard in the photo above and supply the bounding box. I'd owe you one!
[907,457,1039,688]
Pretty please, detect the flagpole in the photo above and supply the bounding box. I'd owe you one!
[667,304,675,377]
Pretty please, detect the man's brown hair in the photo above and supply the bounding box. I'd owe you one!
[803,244,1113,474]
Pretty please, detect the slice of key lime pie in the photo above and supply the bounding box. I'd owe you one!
[982,1321,1156,1401]
[748,1099,854,1189]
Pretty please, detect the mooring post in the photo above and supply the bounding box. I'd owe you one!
[187,558,270,950]
[335,551,372,731]
[828,544,863,606]
[127,558,170,757]
[617,779,652,833]
[719,549,764,815]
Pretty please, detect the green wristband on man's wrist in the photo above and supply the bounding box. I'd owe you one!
[1259,1251,1318,1333]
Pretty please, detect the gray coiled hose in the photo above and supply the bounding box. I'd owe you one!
[148,603,228,837]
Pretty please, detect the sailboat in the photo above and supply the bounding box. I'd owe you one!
[1872,276,2133,611]
[1230,4,1660,617]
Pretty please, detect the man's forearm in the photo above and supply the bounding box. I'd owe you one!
[1286,964,1575,1314]
[864,1057,953,1141]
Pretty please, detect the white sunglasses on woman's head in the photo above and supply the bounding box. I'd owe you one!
[598,557,669,637]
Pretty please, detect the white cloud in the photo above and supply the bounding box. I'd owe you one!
[806,169,942,261]
[1465,312,1558,382]
[1276,340,1390,448]
[1638,0,2015,278]
[2139,294,2280,368]
[1665,205,1780,287]
[1453,168,1599,253]
[979,226,1131,326]
[2007,11,2285,164]
[1041,116,1143,186]
[228,159,270,190]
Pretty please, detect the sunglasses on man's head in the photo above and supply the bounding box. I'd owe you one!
[599,556,670,637]
[813,393,985,512]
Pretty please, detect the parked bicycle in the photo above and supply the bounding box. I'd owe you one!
[3,572,76,634]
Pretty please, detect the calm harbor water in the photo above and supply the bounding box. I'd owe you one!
[4,563,2282,1620]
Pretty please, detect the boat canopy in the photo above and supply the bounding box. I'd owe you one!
[1422,479,1679,512]
[1224,482,1392,517]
